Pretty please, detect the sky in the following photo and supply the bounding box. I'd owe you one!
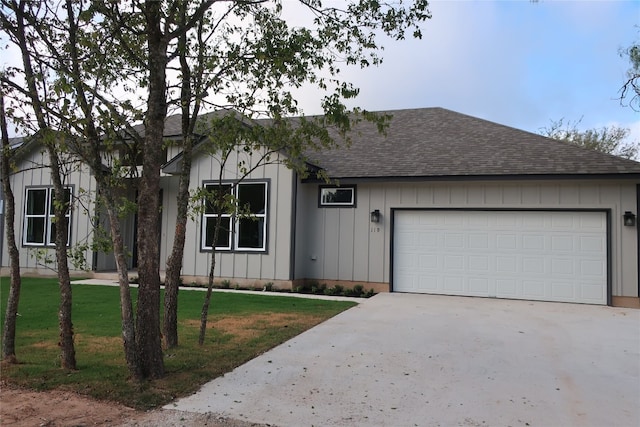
[295,0,640,145]
[2,0,638,145]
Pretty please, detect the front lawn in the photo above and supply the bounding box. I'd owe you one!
[0,277,356,409]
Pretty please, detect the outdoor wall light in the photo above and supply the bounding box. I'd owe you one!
[623,211,636,227]
[370,209,381,223]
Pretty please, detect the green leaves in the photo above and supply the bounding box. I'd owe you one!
[541,118,638,160]
[620,37,640,111]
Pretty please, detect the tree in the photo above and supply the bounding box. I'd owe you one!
[620,38,639,110]
[1,0,146,377]
[161,0,430,348]
[1,0,430,377]
[1,0,76,369]
[0,82,22,364]
[541,118,638,160]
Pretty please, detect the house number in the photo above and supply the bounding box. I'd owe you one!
[370,227,381,233]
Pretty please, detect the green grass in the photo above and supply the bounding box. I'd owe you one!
[0,277,356,409]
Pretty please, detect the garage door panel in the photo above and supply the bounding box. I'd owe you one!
[443,276,464,293]
[496,256,517,273]
[393,210,607,305]
[419,276,439,291]
[582,284,605,301]
[580,259,605,277]
[580,236,605,252]
[522,280,546,298]
[468,255,489,271]
[522,235,545,250]
[551,258,574,275]
[580,215,605,229]
[551,282,574,299]
[419,232,439,247]
[468,234,489,249]
[496,234,517,250]
[496,279,517,296]
[444,255,464,270]
[469,278,490,294]
[551,235,574,251]
[522,257,546,274]
[444,234,464,248]
[419,254,438,269]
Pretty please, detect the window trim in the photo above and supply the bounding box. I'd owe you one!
[318,185,357,208]
[23,186,73,247]
[201,180,269,253]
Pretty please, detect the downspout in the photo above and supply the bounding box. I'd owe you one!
[289,171,298,282]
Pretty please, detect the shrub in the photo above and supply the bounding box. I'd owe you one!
[311,283,326,295]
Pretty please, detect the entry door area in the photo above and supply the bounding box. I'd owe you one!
[392,210,608,305]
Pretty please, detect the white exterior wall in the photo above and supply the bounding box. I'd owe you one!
[159,150,295,282]
[1,149,98,274]
[295,180,639,298]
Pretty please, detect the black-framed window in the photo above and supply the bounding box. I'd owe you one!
[23,187,72,246]
[201,181,268,252]
[319,185,356,207]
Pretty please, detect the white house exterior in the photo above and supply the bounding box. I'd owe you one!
[2,108,639,307]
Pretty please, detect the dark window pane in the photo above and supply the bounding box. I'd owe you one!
[237,183,266,214]
[205,184,232,214]
[205,217,231,248]
[49,217,70,245]
[321,188,353,205]
[27,189,47,215]
[26,217,46,244]
[238,217,264,249]
[50,188,72,215]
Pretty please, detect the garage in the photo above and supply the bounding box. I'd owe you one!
[392,210,608,305]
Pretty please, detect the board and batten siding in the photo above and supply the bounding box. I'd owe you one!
[294,180,638,298]
[2,149,98,274]
[160,150,295,282]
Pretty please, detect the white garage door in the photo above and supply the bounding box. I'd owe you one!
[393,210,608,305]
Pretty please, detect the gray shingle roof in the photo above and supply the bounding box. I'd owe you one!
[304,107,640,180]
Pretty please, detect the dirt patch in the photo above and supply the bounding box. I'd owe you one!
[74,335,123,352]
[184,312,324,341]
[0,381,137,426]
[0,382,272,426]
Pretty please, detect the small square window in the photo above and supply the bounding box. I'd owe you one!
[319,186,356,207]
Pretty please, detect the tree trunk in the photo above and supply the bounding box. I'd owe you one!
[163,19,197,348]
[134,0,167,378]
[198,252,217,346]
[163,137,192,348]
[58,0,141,378]
[198,209,224,345]
[47,147,76,370]
[9,0,76,369]
[1,89,22,364]
[162,158,190,348]
[102,191,140,378]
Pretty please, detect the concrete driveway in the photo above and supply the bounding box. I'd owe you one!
[167,293,640,426]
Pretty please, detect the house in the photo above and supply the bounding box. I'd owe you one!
[2,107,639,307]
